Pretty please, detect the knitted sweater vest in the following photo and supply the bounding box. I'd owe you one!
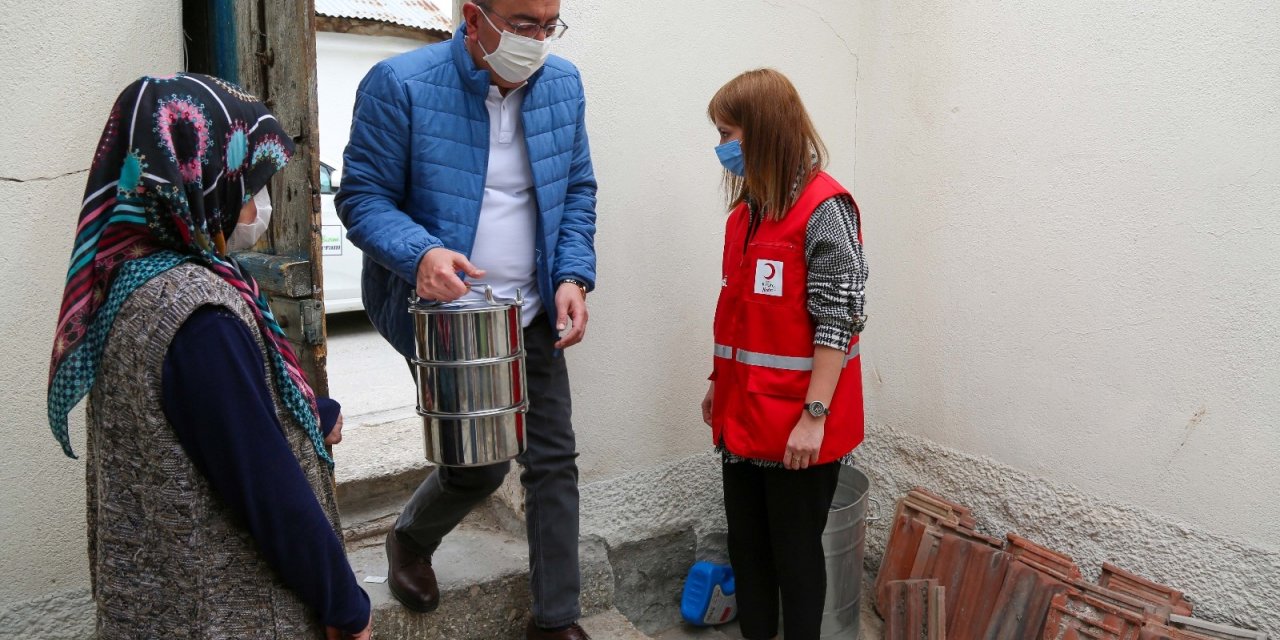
[86,264,338,639]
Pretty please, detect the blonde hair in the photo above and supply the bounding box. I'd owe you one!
[708,69,828,220]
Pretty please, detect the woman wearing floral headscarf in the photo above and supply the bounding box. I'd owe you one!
[47,73,371,639]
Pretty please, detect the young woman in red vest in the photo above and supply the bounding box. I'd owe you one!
[701,69,868,640]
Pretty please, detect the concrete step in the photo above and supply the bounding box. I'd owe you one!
[332,409,432,504]
[334,411,435,544]
[644,598,883,640]
[652,622,739,639]
[579,608,653,639]
[334,410,527,545]
[347,525,614,640]
[647,573,883,640]
[334,411,430,509]
[578,609,743,640]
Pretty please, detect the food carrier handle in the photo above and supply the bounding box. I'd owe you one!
[410,282,522,306]
[466,282,523,305]
[467,282,497,303]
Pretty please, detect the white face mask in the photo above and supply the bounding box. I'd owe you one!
[477,10,552,84]
[227,188,272,252]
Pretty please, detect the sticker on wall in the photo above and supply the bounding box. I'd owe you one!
[754,259,783,297]
[322,225,344,256]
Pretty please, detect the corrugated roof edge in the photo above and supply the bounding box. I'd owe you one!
[316,0,452,34]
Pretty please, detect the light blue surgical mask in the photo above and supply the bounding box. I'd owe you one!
[715,140,745,177]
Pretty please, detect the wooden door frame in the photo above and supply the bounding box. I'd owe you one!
[186,0,330,395]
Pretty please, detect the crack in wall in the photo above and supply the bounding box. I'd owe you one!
[761,0,858,60]
[758,0,860,175]
[853,51,860,177]
[0,169,89,184]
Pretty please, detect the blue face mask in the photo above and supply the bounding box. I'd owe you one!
[715,140,745,177]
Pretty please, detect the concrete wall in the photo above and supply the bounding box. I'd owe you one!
[552,0,860,483]
[0,0,184,631]
[851,0,1280,621]
[854,0,1280,547]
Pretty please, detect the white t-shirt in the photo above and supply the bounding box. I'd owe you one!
[462,84,543,326]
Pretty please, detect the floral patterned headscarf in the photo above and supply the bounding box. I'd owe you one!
[47,73,331,465]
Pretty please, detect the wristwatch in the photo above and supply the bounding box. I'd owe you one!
[805,400,830,418]
[559,278,589,300]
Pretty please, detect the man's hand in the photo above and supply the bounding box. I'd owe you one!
[326,614,373,640]
[701,383,714,427]
[324,413,344,446]
[783,416,824,470]
[553,282,588,349]
[416,247,486,301]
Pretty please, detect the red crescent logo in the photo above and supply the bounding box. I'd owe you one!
[765,264,777,279]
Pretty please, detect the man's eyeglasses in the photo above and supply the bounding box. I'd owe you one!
[480,5,569,40]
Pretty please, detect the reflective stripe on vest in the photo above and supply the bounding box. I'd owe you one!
[712,343,860,371]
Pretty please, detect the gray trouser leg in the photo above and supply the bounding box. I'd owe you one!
[394,316,581,626]
[518,319,581,627]
[394,460,510,556]
[395,353,511,556]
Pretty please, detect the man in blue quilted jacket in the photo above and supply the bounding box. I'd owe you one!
[336,1,596,637]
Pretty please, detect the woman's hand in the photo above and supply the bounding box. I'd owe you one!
[351,616,373,640]
[701,382,715,426]
[326,614,372,639]
[324,413,345,446]
[783,416,824,470]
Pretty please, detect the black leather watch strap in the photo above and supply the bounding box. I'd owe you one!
[559,278,589,299]
[805,400,830,418]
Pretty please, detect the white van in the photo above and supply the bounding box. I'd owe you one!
[319,161,364,314]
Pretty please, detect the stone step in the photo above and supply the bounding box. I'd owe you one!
[649,603,882,640]
[334,411,526,544]
[334,412,437,544]
[334,411,431,509]
[584,608,883,640]
[346,525,614,640]
[579,608,654,639]
[651,621,740,639]
[574,608,745,640]
[577,609,751,640]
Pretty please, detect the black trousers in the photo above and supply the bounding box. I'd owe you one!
[722,460,841,640]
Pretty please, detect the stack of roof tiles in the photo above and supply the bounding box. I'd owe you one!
[883,578,947,640]
[874,487,1269,640]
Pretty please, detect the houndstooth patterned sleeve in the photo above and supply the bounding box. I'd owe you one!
[806,194,867,350]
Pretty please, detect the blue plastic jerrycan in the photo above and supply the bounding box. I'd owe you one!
[680,561,737,626]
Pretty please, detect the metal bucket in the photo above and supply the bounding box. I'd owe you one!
[409,285,527,467]
[821,465,873,638]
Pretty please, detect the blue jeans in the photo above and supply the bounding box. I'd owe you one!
[396,316,582,627]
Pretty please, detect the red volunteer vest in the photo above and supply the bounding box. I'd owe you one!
[710,172,864,464]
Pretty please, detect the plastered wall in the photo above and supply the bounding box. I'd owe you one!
[0,0,184,623]
[852,0,1280,550]
[550,0,861,483]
